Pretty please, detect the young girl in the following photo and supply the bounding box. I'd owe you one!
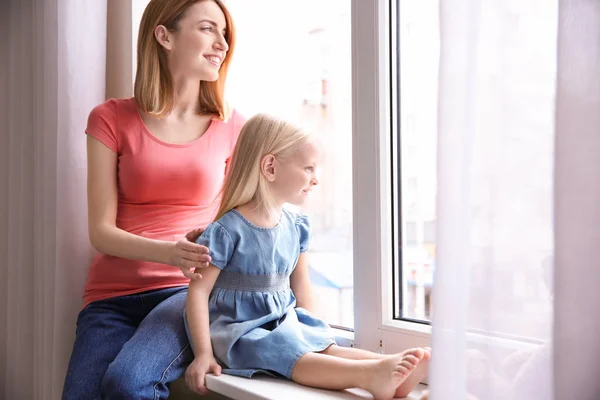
[184,114,431,399]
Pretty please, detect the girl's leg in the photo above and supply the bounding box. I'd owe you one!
[290,349,422,400]
[100,287,193,400]
[321,344,385,359]
[322,345,432,398]
[323,344,431,361]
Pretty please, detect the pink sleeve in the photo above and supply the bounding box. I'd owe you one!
[86,100,119,153]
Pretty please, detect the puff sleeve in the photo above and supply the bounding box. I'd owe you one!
[196,222,235,270]
[295,214,311,253]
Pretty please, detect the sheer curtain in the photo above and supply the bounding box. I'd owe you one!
[0,1,106,399]
[430,0,599,399]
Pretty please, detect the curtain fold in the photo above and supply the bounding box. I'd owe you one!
[1,1,107,398]
[554,1,600,398]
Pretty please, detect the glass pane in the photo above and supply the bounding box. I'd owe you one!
[226,0,354,329]
[395,0,440,323]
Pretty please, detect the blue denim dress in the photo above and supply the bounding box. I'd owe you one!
[190,209,335,379]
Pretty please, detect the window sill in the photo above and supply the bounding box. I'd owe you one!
[205,374,428,400]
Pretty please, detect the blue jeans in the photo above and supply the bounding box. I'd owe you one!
[62,286,192,400]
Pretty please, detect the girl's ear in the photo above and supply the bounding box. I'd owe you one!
[261,154,276,182]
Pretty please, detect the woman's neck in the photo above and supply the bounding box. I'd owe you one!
[171,77,202,117]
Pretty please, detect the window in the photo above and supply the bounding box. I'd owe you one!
[365,0,555,353]
[225,0,354,330]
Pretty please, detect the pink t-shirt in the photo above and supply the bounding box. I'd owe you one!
[83,97,245,307]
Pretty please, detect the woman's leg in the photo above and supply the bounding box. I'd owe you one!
[101,287,193,400]
[61,297,139,400]
[322,345,432,398]
[290,349,422,400]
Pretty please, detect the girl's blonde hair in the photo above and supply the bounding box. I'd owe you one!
[214,114,312,221]
[134,0,235,119]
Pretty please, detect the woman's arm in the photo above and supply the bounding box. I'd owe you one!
[86,136,210,277]
[290,252,315,312]
[186,266,222,354]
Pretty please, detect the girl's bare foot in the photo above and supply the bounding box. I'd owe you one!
[363,352,421,400]
[394,347,431,398]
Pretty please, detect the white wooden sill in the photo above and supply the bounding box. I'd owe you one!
[205,374,428,400]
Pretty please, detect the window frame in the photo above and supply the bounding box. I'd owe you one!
[351,0,432,354]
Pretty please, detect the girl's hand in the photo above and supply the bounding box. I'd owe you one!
[168,237,211,280]
[185,354,222,395]
[185,227,205,243]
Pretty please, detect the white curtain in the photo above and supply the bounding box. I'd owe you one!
[430,0,600,399]
[0,1,106,399]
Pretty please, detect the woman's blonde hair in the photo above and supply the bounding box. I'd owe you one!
[214,114,312,221]
[134,0,235,119]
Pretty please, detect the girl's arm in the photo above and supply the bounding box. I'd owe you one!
[290,252,316,312]
[87,136,210,277]
[186,265,222,355]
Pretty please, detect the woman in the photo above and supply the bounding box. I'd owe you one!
[61,1,245,398]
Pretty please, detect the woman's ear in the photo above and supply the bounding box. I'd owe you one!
[261,154,276,182]
[154,25,173,50]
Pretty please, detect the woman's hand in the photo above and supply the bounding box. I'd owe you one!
[185,353,222,395]
[168,231,211,280]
